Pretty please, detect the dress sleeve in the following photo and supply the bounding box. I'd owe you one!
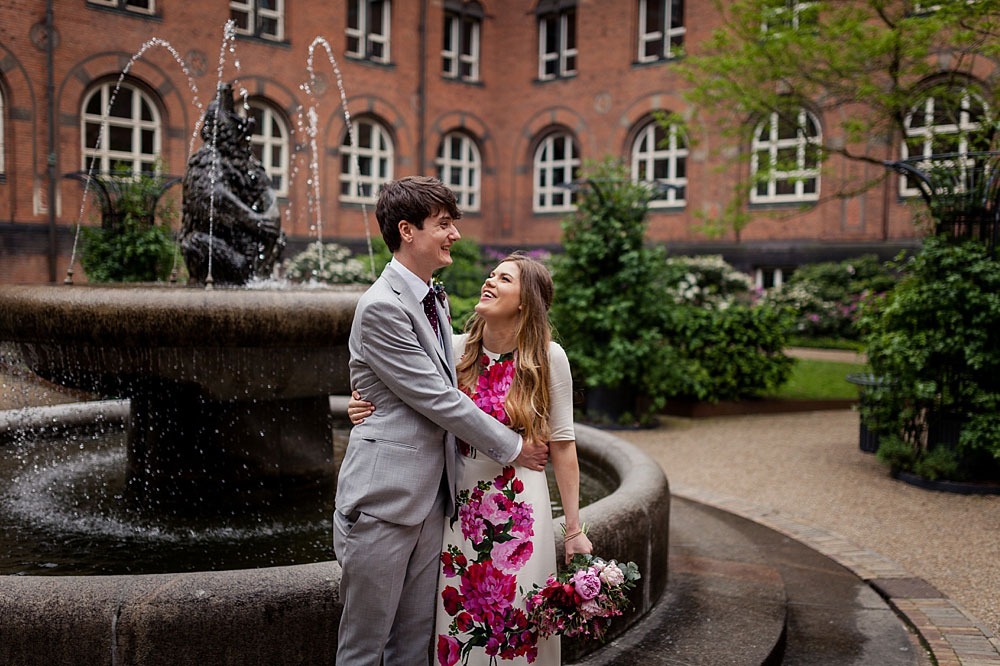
[547,341,575,441]
[452,333,469,362]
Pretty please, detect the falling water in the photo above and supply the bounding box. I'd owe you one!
[304,37,377,281]
[63,38,204,285]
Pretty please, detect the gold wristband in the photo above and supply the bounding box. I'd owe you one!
[564,529,583,541]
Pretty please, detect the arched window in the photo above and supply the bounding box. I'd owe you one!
[533,131,579,212]
[245,100,290,196]
[436,132,481,211]
[340,117,394,204]
[901,89,991,197]
[750,108,821,204]
[81,81,162,175]
[631,118,687,208]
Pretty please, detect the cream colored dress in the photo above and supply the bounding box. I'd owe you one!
[433,335,574,666]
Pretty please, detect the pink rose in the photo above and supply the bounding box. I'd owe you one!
[571,568,602,600]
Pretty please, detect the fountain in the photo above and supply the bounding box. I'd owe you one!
[0,28,670,666]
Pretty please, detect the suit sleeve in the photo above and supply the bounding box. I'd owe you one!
[358,299,521,464]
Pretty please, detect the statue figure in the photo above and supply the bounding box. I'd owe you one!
[180,84,285,285]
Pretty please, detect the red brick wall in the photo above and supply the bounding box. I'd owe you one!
[1,0,966,284]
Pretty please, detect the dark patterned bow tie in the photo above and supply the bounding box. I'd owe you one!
[422,290,439,337]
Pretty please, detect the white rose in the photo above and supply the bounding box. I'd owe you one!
[599,562,624,587]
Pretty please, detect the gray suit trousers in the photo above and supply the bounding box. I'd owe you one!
[334,486,447,666]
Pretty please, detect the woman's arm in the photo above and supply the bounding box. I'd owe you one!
[550,439,593,562]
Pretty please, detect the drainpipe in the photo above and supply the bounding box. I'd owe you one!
[46,0,57,282]
[417,0,428,174]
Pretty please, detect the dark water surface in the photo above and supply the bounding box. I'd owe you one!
[0,425,612,575]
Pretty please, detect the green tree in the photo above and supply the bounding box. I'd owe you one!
[675,0,1000,235]
[550,158,680,423]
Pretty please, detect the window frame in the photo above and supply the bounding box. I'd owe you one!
[761,1,816,34]
[339,117,394,205]
[630,119,688,208]
[749,108,822,205]
[537,8,577,81]
[533,131,580,213]
[230,0,285,42]
[442,9,481,82]
[637,0,685,63]
[435,132,482,212]
[346,0,392,64]
[80,81,162,177]
[243,100,290,197]
[900,90,990,198]
[88,0,156,15]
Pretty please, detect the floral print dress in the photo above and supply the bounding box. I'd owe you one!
[434,347,559,666]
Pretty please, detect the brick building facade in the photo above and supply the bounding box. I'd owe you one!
[1,0,976,285]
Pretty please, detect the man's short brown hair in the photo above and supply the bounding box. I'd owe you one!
[375,177,462,253]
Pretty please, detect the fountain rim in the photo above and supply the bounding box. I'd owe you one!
[0,403,670,662]
[0,283,367,347]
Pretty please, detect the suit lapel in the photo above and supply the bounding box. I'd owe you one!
[383,264,451,376]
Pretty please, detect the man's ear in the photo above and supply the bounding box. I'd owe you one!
[398,220,412,244]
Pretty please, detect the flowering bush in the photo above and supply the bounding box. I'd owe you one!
[662,255,755,309]
[525,554,641,642]
[764,255,898,339]
[280,241,372,284]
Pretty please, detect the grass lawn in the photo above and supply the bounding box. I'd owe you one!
[767,358,866,400]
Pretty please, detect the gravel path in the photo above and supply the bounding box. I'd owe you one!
[616,411,1000,639]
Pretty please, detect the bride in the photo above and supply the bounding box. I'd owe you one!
[348,252,593,665]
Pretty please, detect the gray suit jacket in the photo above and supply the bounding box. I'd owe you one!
[335,262,521,526]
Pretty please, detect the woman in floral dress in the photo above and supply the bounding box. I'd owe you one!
[349,252,592,665]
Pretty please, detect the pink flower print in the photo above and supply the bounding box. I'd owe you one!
[571,568,602,600]
[510,501,535,539]
[480,492,512,525]
[492,537,534,574]
[459,502,486,545]
[437,635,460,666]
[472,359,516,425]
[460,561,516,622]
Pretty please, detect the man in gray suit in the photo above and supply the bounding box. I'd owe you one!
[334,176,549,666]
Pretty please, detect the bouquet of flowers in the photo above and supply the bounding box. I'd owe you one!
[524,553,641,642]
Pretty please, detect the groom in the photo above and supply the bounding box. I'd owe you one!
[334,176,549,666]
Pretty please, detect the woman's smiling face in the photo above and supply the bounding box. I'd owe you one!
[475,260,522,322]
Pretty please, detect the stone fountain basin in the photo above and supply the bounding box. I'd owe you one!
[0,284,362,399]
[0,421,670,666]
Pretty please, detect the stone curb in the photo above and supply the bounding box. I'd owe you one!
[673,483,1000,666]
[0,399,129,439]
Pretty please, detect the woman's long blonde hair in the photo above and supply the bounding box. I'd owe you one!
[457,253,554,443]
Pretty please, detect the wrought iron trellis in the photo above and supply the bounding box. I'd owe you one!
[63,170,181,229]
[883,151,1000,253]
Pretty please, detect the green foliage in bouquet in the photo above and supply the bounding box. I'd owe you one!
[858,236,1000,481]
[79,168,178,283]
